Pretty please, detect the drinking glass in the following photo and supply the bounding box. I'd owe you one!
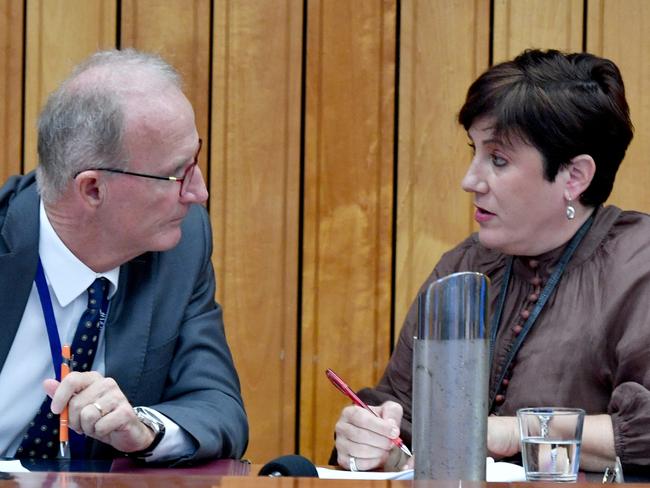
[518,407,585,482]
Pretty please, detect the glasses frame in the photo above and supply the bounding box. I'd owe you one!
[74,138,202,197]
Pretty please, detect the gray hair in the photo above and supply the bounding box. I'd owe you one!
[36,48,182,203]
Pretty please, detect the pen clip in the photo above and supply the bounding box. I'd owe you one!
[62,344,71,364]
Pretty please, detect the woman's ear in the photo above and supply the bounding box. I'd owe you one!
[564,154,596,200]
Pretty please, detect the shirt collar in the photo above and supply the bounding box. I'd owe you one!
[39,200,119,307]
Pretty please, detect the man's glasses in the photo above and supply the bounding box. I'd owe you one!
[74,138,202,197]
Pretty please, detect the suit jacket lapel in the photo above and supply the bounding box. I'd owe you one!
[0,183,39,372]
[104,253,155,405]
[0,174,156,402]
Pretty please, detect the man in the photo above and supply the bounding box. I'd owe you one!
[0,49,248,463]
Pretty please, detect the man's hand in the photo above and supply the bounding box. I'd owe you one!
[44,372,154,453]
[335,400,404,471]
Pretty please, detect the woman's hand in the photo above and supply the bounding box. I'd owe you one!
[335,401,404,471]
[487,416,520,459]
[487,414,616,472]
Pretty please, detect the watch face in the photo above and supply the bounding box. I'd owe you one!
[135,409,164,435]
[131,408,166,457]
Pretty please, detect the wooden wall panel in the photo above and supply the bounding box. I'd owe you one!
[121,0,211,178]
[300,0,396,465]
[0,1,23,182]
[493,0,583,62]
[395,0,490,336]
[2,0,650,467]
[23,0,116,172]
[587,0,650,213]
[211,0,302,463]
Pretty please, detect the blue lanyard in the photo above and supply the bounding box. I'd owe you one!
[34,258,110,378]
[34,258,63,381]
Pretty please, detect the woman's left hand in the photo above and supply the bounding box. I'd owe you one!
[487,416,520,459]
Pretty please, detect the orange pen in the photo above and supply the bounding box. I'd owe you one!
[58,344,71,459]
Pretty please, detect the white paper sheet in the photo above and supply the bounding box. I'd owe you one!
[0,460,29,473]
[316,466,413,480]
[316,457,526,481]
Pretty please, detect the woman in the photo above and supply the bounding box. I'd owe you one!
[332,49,650,474]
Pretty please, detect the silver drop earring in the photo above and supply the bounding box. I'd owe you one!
[566,200,576,220]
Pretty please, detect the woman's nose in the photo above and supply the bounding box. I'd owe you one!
[461,161,488,194]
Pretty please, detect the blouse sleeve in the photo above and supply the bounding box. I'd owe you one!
[606,275,650,465]
[603,213,650,466]
[609,382,650,465]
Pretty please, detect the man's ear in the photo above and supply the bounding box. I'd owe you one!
[74,171,105,208]
[564,154,596,201]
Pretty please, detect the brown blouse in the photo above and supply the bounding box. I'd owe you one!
[356,206,650,467]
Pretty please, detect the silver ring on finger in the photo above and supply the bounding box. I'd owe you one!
[349,455,358,472]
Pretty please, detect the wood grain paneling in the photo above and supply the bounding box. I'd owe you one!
[301,0,396,465]
[2,0,649,467]
[211,0,302,463]
[0,1,23,181]
[587,0,650,213]
[395,0,490,337]
[493,0,583,62]
[23,0,116,172]
[121,0,211,178]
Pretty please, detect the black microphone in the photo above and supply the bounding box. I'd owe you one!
[258,454,319,477]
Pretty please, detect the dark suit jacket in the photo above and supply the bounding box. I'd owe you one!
[0,172,248,463]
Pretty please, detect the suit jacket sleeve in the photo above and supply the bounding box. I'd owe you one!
[100,204,249,463]
[152,206,248,462]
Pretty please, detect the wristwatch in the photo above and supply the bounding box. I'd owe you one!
[128,407,166,458]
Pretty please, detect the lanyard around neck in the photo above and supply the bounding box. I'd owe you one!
[34,259,63,381]
[34,258,110,380]
[488,213,596,411]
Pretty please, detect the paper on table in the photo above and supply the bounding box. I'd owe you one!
[0,460,29,473]
[316,457,525,481]
[316,466,413,480]
[486,457,526,482]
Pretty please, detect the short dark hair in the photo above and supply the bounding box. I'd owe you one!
[458,49,633,206]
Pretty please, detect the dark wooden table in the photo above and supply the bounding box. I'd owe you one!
[0,470,638,488]
[1,459,646,487]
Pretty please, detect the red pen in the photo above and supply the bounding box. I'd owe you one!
[325,368,412,457]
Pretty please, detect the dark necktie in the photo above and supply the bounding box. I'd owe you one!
[16,278,109,459]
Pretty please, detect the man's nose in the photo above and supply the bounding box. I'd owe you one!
[182,166,209,203]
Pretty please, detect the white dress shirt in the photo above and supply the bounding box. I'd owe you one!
[0,201,192,461]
